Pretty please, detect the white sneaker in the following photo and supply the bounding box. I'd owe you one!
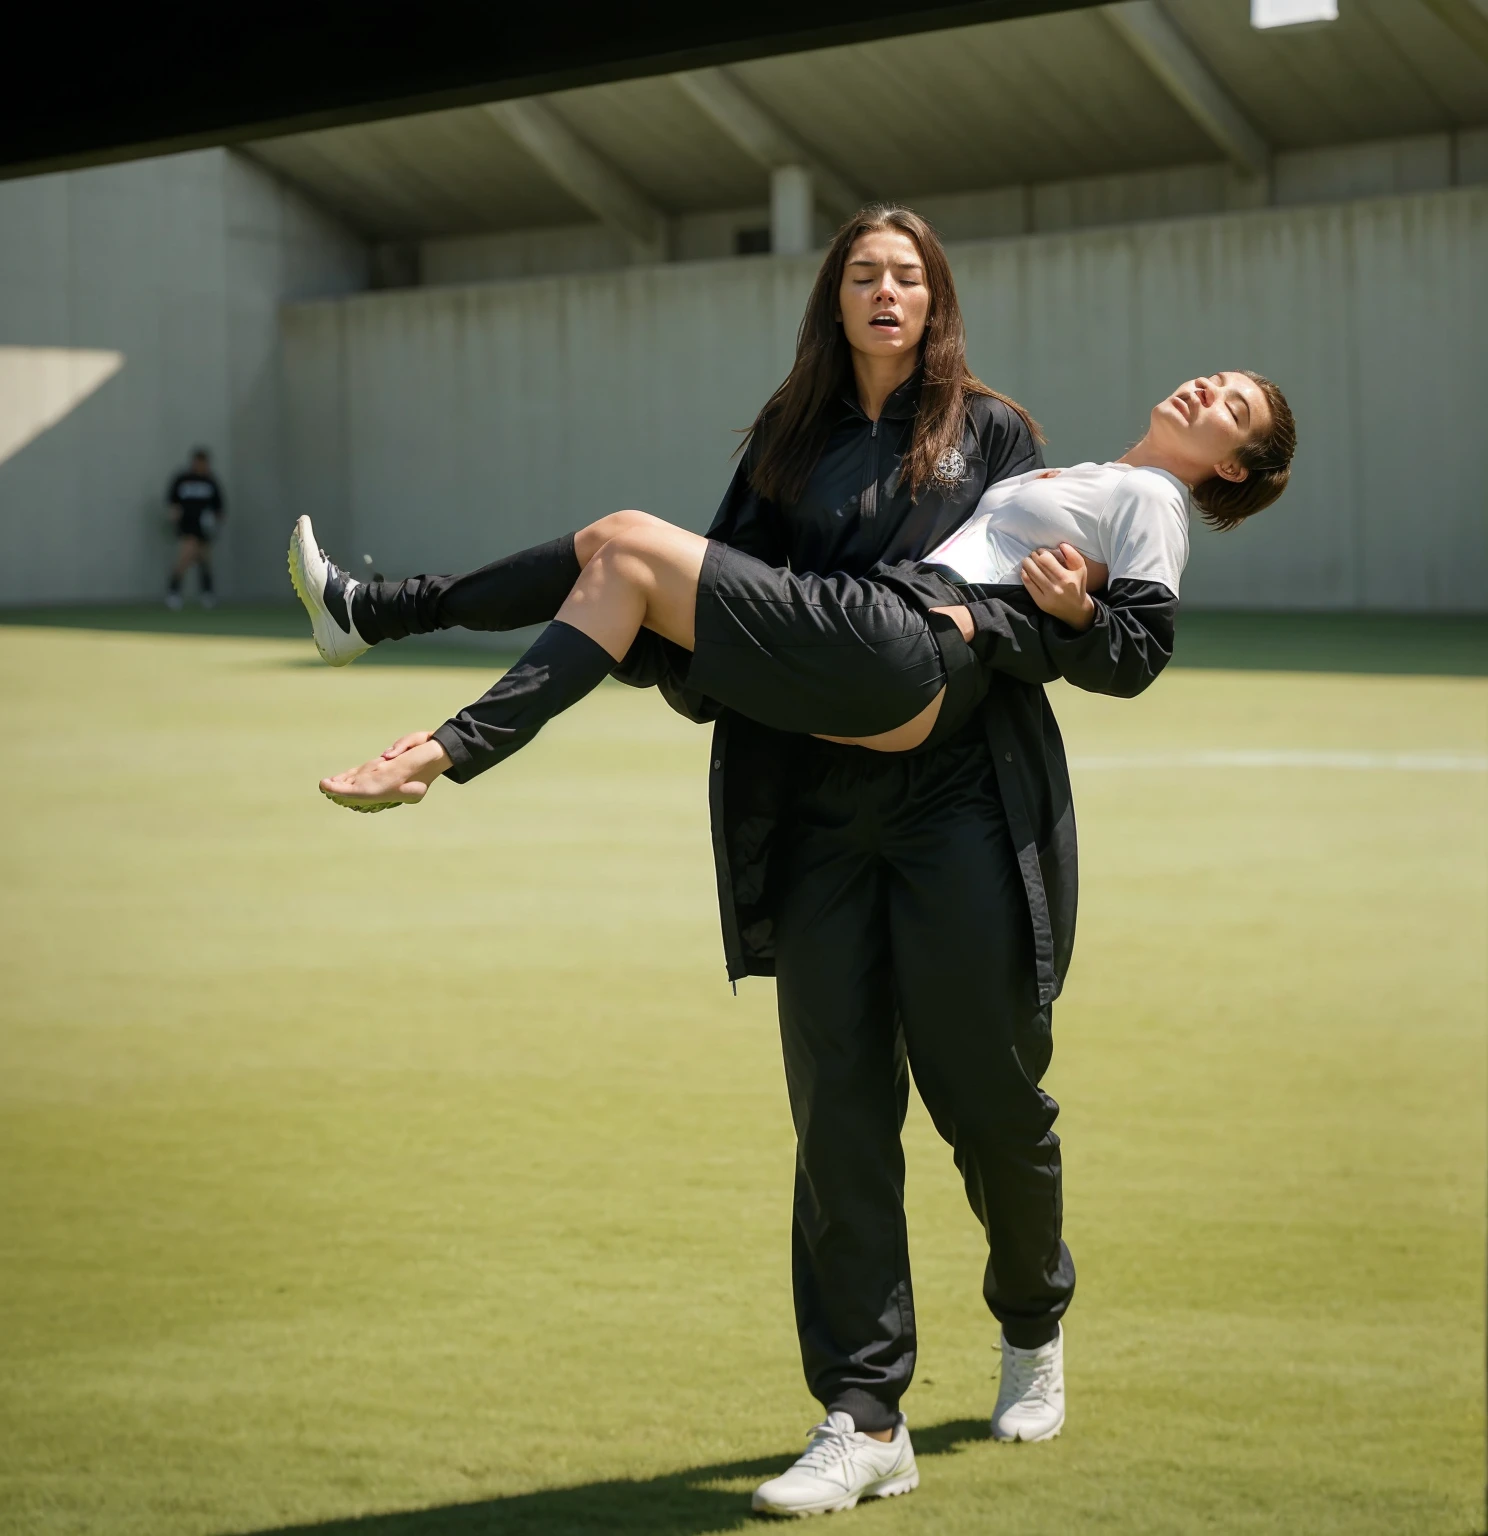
[164,591,183,610]
[200,592,216,610]
[288,515,371,666]
[991,1324,1065,1442]
[751,1411,918,1518]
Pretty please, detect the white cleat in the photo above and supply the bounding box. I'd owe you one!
[288,515,371,666]
[991,1324,1065,1443]
[751,1411,918,1519]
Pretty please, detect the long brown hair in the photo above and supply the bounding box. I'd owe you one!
[742,205,1040,505]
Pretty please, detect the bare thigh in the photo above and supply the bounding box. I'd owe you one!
[557,519,709,653]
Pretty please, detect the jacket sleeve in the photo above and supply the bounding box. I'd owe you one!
[960,578,1176,697]
[1038,578,1177,697]
[704,451,787,563]
[979,397,1044,487]
[962,588,1062,686]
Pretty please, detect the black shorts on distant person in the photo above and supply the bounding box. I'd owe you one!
[686,540,986,745]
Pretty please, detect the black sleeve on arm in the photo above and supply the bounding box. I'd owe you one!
[1040,578,1177,698]
[702,449,786,562]
[960,585,1060,686]
[979,397,1044,488]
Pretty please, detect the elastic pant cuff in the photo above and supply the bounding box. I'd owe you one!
[1001,1319,1060,1350]
[826,1388,898,1435]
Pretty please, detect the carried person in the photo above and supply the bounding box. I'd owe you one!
[294,369,1293,802]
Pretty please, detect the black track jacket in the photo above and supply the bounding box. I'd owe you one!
[615,384,1178,993]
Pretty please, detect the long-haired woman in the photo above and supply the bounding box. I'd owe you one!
[294,208,1242,1516]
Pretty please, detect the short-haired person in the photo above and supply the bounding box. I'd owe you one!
[297,369,1293,784]
[290,206,1295,1519]
[165,447,225,610]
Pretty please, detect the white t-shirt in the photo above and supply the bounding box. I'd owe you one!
[926,461,1191,597]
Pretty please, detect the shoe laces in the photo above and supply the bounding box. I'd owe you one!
[793,1418,860,1474]
[999,1345,1058,1406]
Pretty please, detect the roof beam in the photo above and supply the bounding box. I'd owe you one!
[1104,1,1270,176]
[674,67,867,221]
[1419,0,1488,65]
[485,98,667,261]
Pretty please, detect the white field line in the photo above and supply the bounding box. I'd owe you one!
[1068,750,1488,773]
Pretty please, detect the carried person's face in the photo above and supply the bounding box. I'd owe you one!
[837,230,930,361]
[1149,373,1271,486]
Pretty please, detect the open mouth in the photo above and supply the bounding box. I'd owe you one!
[869,313,901,331]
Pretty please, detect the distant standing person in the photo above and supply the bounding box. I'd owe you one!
[165,448,225,609]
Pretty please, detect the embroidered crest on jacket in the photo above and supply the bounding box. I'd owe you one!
[930,447,968,490]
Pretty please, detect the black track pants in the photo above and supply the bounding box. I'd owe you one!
[774,729,1075,1431]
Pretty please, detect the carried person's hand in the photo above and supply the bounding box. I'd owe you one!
[381,730,435,760]
[320,735,452,813]
[1021,543,1098,632]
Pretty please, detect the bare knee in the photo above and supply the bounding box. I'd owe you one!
[587,528,661,590]
[575,509,663,567]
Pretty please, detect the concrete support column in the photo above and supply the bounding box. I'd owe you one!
[771,165,814,256]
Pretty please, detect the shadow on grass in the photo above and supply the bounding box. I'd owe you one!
[232,1419,988,1535]
[2,604,1484,678]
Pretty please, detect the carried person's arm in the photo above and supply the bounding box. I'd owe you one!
[1020,542,1175,698]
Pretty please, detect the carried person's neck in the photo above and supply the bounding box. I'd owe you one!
[1118,436,1195,487]
[852,352,917,422]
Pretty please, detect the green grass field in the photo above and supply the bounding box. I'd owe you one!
[1,612,1485,1536]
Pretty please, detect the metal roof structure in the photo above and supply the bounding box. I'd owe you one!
[246,0,1488,243]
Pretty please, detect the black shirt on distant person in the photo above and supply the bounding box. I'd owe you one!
[169,455,225,540]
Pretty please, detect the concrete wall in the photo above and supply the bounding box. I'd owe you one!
[0,150,366,604]
[285,185,1486,613]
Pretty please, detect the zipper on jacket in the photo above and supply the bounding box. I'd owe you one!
[863,418,880,518]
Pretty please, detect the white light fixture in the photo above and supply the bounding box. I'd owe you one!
[1251,0,1338,27]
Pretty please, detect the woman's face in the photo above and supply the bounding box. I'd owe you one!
[1149,373,1271,481]
[836,229,931,362]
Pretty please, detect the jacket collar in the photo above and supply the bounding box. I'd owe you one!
[840,366,923,424]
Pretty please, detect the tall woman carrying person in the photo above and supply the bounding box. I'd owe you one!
[291,208,1273,1517]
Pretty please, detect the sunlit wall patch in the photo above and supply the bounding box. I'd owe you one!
[0,347,125,468]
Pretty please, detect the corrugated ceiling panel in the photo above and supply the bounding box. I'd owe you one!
[248,1,1488,239]
[733,9,1215,195]
[1167,0,1488,149]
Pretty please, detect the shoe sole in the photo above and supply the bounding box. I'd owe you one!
[751,1468,918,1518]
[287,517,363,668]
[991,1411,1064,1444]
